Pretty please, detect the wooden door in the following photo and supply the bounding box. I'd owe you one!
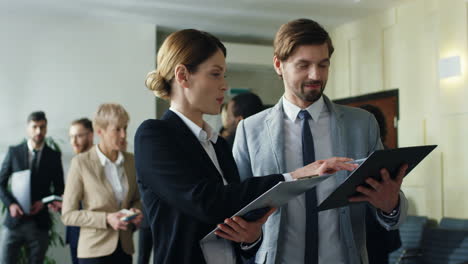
[333,89,399,149]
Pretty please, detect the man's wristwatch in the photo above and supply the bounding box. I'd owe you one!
[382,208,398,217]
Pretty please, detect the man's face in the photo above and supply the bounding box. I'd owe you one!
[69,124,93,154]
[27,120,47,145]
[274,43,330,107]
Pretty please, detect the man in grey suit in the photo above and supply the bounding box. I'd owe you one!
[233,18,408,264]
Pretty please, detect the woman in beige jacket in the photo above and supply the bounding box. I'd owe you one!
[62,103,142,264]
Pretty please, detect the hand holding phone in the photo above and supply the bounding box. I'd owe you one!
[119,209,140,222]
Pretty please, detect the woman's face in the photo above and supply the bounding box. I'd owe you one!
[98,122,127,152]
[185,49,227,115]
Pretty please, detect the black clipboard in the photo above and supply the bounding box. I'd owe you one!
[317,145,437,211]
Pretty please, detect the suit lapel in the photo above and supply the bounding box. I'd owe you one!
[265,98,286,173]
[121,154,133,209]
[162,110,224,182]
[212,139,239,184]
[324,95,348,183]
[20,142,29,170]
[37,144,50,174]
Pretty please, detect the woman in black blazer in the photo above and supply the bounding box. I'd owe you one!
[134,29,355,264]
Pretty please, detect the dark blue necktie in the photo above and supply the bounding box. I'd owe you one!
[31,149,39,176]
[298,110,318,264]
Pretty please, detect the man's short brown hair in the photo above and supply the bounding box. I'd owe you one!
[274,18,334,62]
[71,118,93,132]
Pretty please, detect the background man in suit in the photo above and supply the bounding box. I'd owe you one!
[0,111,64,264]
[66,118,94,264]
[233,18,408,264]
[222,92,264,148]
[359,104,402,264]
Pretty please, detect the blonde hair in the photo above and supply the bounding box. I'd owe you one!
[93,103,129,130]
[145,29,226,100]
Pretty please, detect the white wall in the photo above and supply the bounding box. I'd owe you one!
[0,14,156,263]
[328,0,468,220]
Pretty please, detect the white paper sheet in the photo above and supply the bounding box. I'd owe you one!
[11,169,31,214]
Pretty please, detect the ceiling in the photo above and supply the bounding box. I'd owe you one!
[1,0,407,42]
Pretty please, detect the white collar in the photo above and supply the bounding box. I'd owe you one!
[95,145,124,166]
[282,95,326,122]
[169,107,218,144]
[27,139,44,153]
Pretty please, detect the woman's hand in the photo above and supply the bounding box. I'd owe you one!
[106,211,129,231]
[291,157,358,180]
[129,208,144,228]
[215,208,276,244]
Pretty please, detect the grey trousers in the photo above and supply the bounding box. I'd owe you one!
[0,220,49,264]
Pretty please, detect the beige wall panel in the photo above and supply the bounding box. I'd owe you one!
[401,186,427,216]
[330,0,468,219]
[438,0,468,114]
[440,114,468,218]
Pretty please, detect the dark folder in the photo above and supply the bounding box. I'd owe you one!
[317,145,437,211]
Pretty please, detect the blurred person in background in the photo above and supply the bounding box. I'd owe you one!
[61,103,142,264]
[66,117,94,264]
[0,111,64,264]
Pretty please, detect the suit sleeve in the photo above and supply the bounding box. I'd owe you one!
[134,120,284,225]
[366,114,408,230]
[0,147,16,207]
[52,152,65,195]
[61,157,108,229]
[232,120,254,182]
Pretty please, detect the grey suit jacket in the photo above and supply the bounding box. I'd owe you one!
[233,95,408,264]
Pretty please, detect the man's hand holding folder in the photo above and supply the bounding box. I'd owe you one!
[210,157,358,244]
[317,145,437,212]
[350,164,408,214]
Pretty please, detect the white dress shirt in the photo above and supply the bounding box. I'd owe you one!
[169,108,227,184]
[170,108,261,264]
[278,96,346,264]
[95,145,128,207]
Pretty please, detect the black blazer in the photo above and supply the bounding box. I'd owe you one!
[366,206,401,264]
[134,110,284,264]
[0,142,64,230]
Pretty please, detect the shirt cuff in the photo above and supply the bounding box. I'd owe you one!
[240,233,262,250]
[283,173,294,181]
[377,205,401,223]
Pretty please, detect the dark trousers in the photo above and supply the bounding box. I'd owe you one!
[66,225,80,264]
[366,207,402,264]
[138,227,153,264]
[69,245,78,264]
[0,220,49,264]
[78,242,132,264]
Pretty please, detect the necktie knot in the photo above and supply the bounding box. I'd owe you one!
[298,110,311,121]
